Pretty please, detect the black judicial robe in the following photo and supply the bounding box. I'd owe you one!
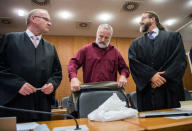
[128,31,187,112]
[190,47,192,62]
[0,32,62,122]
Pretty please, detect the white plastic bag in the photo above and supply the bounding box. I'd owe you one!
[88,93,138,122]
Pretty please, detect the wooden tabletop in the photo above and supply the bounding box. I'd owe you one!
[38,118,145,131]
[51,108,67,120]
[125,109,192,131]
[51,108,67,113]
[39,108,192,131]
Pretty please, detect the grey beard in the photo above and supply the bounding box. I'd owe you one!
[96,39,109,48]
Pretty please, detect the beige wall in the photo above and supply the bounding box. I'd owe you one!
[43,36,192,101]
[184,42,192,53]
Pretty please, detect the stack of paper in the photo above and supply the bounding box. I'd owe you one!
[179,100,192,110]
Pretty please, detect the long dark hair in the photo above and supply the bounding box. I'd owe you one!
[145,11,166,31]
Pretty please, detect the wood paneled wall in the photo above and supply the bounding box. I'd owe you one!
[43,36,192,101]
[183,57,192,90]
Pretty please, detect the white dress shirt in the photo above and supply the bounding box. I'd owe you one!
[26,29,42,46]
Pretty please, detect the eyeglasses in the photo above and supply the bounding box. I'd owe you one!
[34,16,51,22]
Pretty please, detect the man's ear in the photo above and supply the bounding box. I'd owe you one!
[30,15,36,24]
[151,17,156,23]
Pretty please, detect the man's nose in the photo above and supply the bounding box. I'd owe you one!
[101,37,105,41]
[48,21,52,26]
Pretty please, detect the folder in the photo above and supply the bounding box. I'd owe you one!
[139,110,192,118]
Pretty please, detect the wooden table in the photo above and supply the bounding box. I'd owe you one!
[126,117,192,131]
[125,109,192,131]
[38,118,145,131]
[40,109,192,131]
[51,108,67,120]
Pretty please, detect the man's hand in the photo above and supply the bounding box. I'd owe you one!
[41,83,54,95]
[151,82,157,88]
[19,83,36,96]
[71,77,81,92]
[151,71,166,88]
[118,75,127,88]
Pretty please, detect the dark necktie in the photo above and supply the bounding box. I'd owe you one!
[148,31,155,40]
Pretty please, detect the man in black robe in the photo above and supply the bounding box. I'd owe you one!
[0,9,62,122]
[128,11,187,112]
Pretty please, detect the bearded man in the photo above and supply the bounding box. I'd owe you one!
[68,24,129,91]
[128,11,187,111]
[68,24,129,116]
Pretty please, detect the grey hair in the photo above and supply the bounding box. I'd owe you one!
[26,9,48,25]
[97,24,113,36]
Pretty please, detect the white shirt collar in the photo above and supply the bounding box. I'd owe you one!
[26,29,42,40]
[151,28,159,38]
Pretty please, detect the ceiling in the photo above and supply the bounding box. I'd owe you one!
[0,0,192,40]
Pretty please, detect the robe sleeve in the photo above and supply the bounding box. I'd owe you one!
[117,50,130,78]
[67,47,85,81]
[190,48,192,62]
[160,32,187,82]
[46,46,62,89]
[128,40,157,91]
[0,34,26,105]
